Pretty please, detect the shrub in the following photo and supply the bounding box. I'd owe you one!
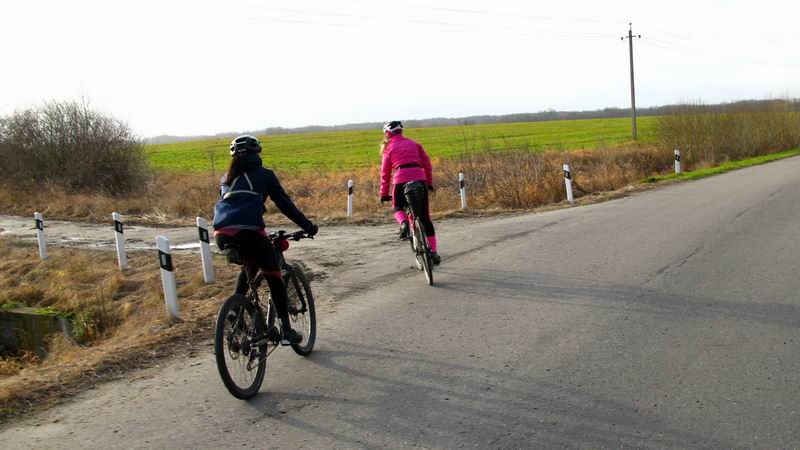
[0,100,150,194]
[656,99,800,168]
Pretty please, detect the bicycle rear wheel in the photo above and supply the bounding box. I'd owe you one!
[411,221,424,271]
[285,265,317,356]
[415,217,433,285]
[405,210,421,269]
[214,294,267,399]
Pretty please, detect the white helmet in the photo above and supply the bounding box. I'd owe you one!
[383,121,403,135]
[229,135,262,156]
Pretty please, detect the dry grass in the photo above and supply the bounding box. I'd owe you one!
[0,238,242,418]
[0,143,672,226]
[0,175,220,226]
[1,101,798,227]
[0,352,39,378]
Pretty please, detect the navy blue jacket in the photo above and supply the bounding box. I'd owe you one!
[212,154,312,231]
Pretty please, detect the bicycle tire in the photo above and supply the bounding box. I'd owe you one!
[415,217,433,285]
[413,236,424,271]
[406,211,419,262]
[408,227,417,257]
[408,215,424,270]
[214,294,267,399]
[286,266,317,356]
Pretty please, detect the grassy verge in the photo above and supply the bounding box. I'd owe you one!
[0,238,242,422]
[644,148,800,183]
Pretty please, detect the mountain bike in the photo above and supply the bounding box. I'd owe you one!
[214,230,316,399]
[401,181,434,285]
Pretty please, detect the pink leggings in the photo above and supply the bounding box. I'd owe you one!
[394,210,437,253]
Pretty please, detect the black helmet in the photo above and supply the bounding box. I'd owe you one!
[383,121,403,135]
[229,135,262,155]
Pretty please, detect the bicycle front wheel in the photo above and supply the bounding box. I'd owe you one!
[286,265,317,356]
[214,294,267,399]
[415,218,433,286]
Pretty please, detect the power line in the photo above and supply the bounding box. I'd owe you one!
[197,1,619,38]
[339,0,627,25]
[639,39,800,68]
[638,23,800,61]
[105,4,620,40]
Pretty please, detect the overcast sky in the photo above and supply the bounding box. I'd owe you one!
[1,0,798,137]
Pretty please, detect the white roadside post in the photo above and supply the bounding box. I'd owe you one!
[196,217,215,283]
[156,236,180,321]
[458,172,467,209]
[112,212,128,270]
[34,212,47,260]
[674,148,682,174]
[563,164,575,205]
[347,179,354,217]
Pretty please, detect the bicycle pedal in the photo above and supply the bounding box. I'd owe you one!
[267,327,282,343]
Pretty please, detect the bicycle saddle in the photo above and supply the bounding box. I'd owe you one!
[221,244,246,266]
[403,180,426,195]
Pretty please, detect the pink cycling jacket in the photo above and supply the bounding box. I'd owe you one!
[379,134,434,197]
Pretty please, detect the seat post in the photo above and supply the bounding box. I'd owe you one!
[244,266,259,292]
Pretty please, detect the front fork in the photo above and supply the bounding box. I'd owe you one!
[237,260,305,356]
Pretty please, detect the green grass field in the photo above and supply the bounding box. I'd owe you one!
[146,116,658,173]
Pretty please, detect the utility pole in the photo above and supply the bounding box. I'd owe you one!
[622,23,641,140]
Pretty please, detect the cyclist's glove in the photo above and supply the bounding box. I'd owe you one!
[304,223,319,237]
[380,195,392,204]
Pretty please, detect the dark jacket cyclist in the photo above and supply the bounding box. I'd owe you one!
[213,135,318,345]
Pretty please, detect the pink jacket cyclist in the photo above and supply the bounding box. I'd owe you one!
[379,133,433,197]
[379,121,441,265]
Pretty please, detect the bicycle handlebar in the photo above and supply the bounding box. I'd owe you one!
[269,230,314,241]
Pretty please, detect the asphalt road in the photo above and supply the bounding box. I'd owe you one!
[2,157,799,449]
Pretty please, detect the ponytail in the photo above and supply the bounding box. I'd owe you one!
[224,153,248,186]
[379,134,391,155]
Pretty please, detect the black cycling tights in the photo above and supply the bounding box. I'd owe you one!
[215,230,291,326]
[393,182,435,237]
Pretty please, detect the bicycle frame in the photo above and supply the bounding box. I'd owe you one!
[404,207,421,252]
[235,230,310,353]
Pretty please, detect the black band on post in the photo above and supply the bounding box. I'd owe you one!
[348,186,354,195]
[158,250,174,272]
[564,170,571,180]
[459,179,465,189]
[114,220,123,234]
[35,219,44,231]
[675,154,681,162]
[198,227,209,243]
